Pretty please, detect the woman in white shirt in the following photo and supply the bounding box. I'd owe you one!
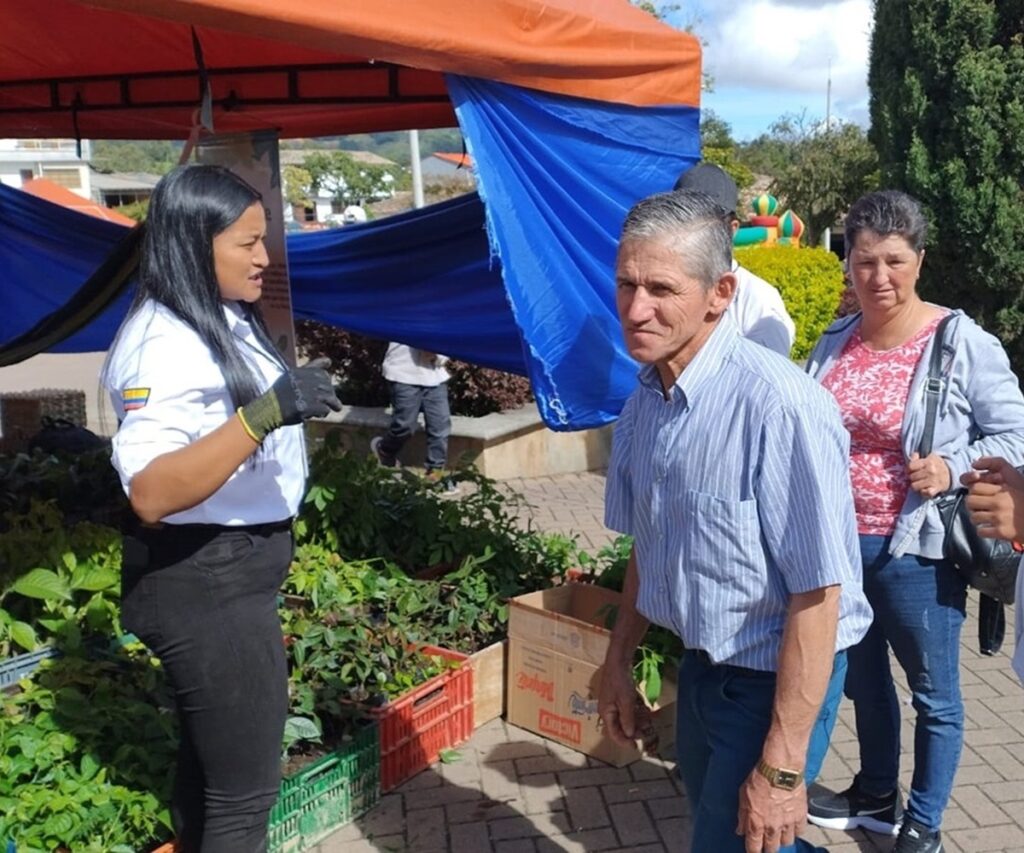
[102,164,339,852]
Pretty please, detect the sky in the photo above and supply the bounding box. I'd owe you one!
[663,0,874,141]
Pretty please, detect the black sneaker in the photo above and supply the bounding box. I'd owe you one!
[369,436,397,467]
[807,781,903,836]
[894,818,943,853]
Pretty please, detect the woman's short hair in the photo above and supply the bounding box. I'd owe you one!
[844,190,928,255]
[620,190,733,291]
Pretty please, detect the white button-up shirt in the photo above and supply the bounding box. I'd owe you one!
[729,261,796,358]
[104,299,306,525]
[381,343,450,386]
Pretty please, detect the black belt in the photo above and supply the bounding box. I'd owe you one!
[136,518,293,537]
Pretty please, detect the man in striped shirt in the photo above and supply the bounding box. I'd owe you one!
[598,190,872,853]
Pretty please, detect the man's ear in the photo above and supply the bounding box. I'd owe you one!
[708,271,737,316]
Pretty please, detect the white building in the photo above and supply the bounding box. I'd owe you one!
[279,149,398,227]
[90,171,160,208]
[0,138,93,198]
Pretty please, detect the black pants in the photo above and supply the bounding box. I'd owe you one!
[121,521,292,853]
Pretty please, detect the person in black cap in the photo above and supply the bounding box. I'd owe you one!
[674,162,795,357]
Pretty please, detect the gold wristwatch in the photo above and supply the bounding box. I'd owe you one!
[755,758,803,791]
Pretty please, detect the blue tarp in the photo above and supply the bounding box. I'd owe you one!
[287,192,526,375]
[0,182,136,354]
[1,76,700,429]
[449,76,699,427]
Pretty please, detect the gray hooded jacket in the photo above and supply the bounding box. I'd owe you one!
[805,308,1024,559]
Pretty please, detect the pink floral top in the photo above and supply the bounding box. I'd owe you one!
[822,315,946,535]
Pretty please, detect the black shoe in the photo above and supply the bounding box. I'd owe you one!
[369,436,397,467]
[807,781,903,836]
[894,817,943,853]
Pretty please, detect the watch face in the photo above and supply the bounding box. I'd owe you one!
[776,770,801,790]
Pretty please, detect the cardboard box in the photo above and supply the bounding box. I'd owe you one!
[470,639,507,727]
[506,584,676,766]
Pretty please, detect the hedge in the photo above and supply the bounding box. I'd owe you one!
[735,246,846,360]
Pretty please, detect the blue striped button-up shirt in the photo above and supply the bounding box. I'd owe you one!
[605,316,872,671]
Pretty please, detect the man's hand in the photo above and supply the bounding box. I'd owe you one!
[907,452,952,499]
[961,456,1024,541]
[597,662,647,747]
[736,770,807,853]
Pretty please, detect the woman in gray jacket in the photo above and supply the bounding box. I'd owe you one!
[803,190,1024,853]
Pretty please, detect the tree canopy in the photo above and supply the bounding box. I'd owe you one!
[764,115,878,246]
[699,111,755,192]
[870,0,1024,363]
[300,150,398,206]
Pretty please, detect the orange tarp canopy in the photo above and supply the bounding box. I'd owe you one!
[433,152,474,168]
[19,178,138,226]
[0,0,701,140]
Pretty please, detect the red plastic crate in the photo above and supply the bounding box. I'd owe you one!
[367,645,474,792]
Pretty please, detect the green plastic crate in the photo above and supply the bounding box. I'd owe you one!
[268,722,380,852]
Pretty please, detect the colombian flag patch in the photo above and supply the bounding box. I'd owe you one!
[122,387,150,411]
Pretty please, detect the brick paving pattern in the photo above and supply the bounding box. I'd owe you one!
[314,471,1024,852]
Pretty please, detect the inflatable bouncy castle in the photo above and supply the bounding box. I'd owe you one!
[734,193,805,247]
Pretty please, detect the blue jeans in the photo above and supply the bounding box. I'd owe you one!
[848,534,967,831]
[378,381,451,471]
[676,649,847,852]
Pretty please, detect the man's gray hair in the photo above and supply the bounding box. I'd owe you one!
[620,190,733,290]
[844,190,928,254]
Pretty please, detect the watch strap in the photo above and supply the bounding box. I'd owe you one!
[755,758,803,789]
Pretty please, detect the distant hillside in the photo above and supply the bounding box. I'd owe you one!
[282,128,465,167]
[89,128,465,175]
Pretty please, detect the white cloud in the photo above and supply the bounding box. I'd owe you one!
[699,0,872,120]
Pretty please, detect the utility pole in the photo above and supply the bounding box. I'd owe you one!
[822,57,833,250]
[826,57,832,131]
[409,129,425,209]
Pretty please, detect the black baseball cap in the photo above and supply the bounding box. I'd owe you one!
[673,162,738,218]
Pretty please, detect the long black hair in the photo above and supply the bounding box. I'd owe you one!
[124,164,281,408]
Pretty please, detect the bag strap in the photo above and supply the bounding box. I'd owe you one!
[918,314,955,458]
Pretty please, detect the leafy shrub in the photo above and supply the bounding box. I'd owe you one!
[0,448,127,532]
[735,246,846,360]
[574,535,683,702]
[296,320,533,415]
[299,437,571,591]
[445,362,533,417]
[0,503,123,655]
[0,652,177,852]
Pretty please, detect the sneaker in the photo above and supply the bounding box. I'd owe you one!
[894,817,943,853]
[369,436,396,467]
[424,469,459,494]
[807,781,903,836]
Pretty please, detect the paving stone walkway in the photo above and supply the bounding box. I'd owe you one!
[315,471,1024,853]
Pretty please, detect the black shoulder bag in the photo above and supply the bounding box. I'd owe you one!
[919,315,1020,607]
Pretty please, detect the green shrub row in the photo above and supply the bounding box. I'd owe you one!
[735,245,846,360]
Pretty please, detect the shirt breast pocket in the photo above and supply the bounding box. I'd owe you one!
[682,490,766,656]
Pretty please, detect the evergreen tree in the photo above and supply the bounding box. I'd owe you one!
[869,0,1024,365]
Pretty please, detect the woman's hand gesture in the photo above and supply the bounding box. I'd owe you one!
[907,452,952,499]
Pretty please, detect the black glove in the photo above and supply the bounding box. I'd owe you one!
[237,357,340,442]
